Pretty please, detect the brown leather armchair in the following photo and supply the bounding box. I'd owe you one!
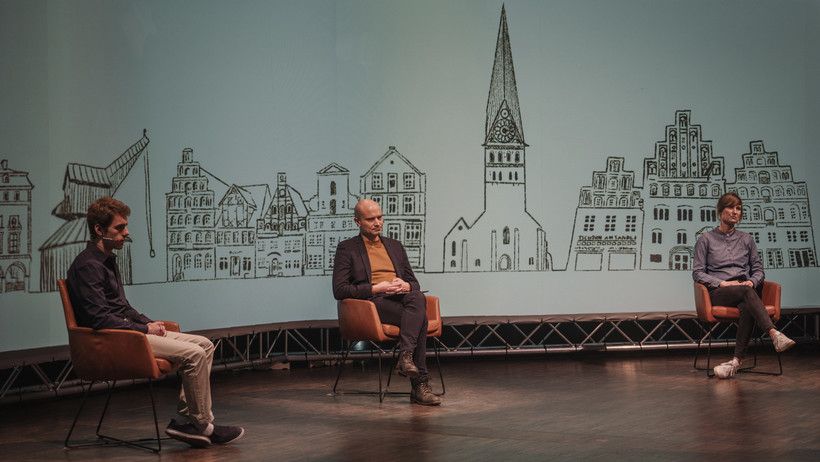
[333,295,445,402]
[693,281,783,376]
[58,279,180,452]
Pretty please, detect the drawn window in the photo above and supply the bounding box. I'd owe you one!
[583,215,595,232]
[475,259,481,266]
[625,215,637,232]
[451,241,456,256]
[405,223,421,243]
[330,181,337,196]
[387,196,398,214]
[372,173,383,190]
[404,173,415,189]
[489,152,494,163]
[503,227,510,245]
[605,216,616,232]
[652,229,662,244]
[700,207,716,222]
[677,230,687,244]
[8,232,19,253]
[388,173,397,189]
[404,196,413,214]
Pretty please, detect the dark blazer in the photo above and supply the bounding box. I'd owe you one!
[332,234,420,300]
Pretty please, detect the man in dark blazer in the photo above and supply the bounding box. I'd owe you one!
[332,199,440,405]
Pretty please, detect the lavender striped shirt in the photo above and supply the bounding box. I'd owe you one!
[692,227,764,290]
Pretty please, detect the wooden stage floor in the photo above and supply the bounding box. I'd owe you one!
[1,347,819,461]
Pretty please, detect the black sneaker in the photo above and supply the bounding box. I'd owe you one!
[411,381,441,406]
[395,350,419,378]
[165,420,210,448]
[210,424,244,445]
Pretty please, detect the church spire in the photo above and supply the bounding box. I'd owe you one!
[485,5,524,146]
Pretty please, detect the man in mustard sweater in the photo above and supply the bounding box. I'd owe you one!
[332,199,440,405]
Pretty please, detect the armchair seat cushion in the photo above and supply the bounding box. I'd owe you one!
[710,304,777,322]
[382,318,440,338]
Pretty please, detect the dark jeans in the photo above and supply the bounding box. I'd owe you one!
[709,285,775,360]
[371,291,428,384]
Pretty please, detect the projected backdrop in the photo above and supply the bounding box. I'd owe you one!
[1,0,819,352]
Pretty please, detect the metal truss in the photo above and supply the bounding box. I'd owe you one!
[2,310,818,404]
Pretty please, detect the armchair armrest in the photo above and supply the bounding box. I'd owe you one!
[337,299,388,342]
[693,283,715,323]
[760,281,781,323]
[156,321,181,333]
[425,295,442,336]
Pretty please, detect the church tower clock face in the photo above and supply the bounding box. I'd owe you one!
[492,109,517,143]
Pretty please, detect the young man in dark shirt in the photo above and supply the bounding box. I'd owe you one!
[66,197,244,447]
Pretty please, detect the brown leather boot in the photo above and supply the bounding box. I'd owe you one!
[395,350,419,378]
[411,381,441,406]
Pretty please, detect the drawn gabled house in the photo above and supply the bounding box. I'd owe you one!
[305,163,358,275]
[361,147,426,269]
[0,159,34,293]
[255,173,309,277]
[215,184,270,278]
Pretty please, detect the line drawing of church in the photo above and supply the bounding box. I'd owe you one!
[442,6,552,273]
[567,110,817,271]
[165,146,427,281]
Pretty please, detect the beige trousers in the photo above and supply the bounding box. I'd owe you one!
[146,331,215,427]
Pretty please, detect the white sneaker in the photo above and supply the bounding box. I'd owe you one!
[771,331,796,353]
[713,359,740,379]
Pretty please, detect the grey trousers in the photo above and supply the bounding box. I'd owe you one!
[709,285,775,360]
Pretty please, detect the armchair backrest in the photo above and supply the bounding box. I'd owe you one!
[57,279,78,329]
[56,278,164,381]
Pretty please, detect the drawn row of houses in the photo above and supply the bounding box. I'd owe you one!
[165,146,426,282]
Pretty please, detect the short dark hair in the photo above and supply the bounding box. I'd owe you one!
[86,197,130,237]
[717,192,743,216]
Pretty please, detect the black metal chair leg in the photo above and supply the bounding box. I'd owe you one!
[64,381,96,448]
[65,379,165,453]
[694,322,783,377]
[332,341,354,394]
[433,337,445,395]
